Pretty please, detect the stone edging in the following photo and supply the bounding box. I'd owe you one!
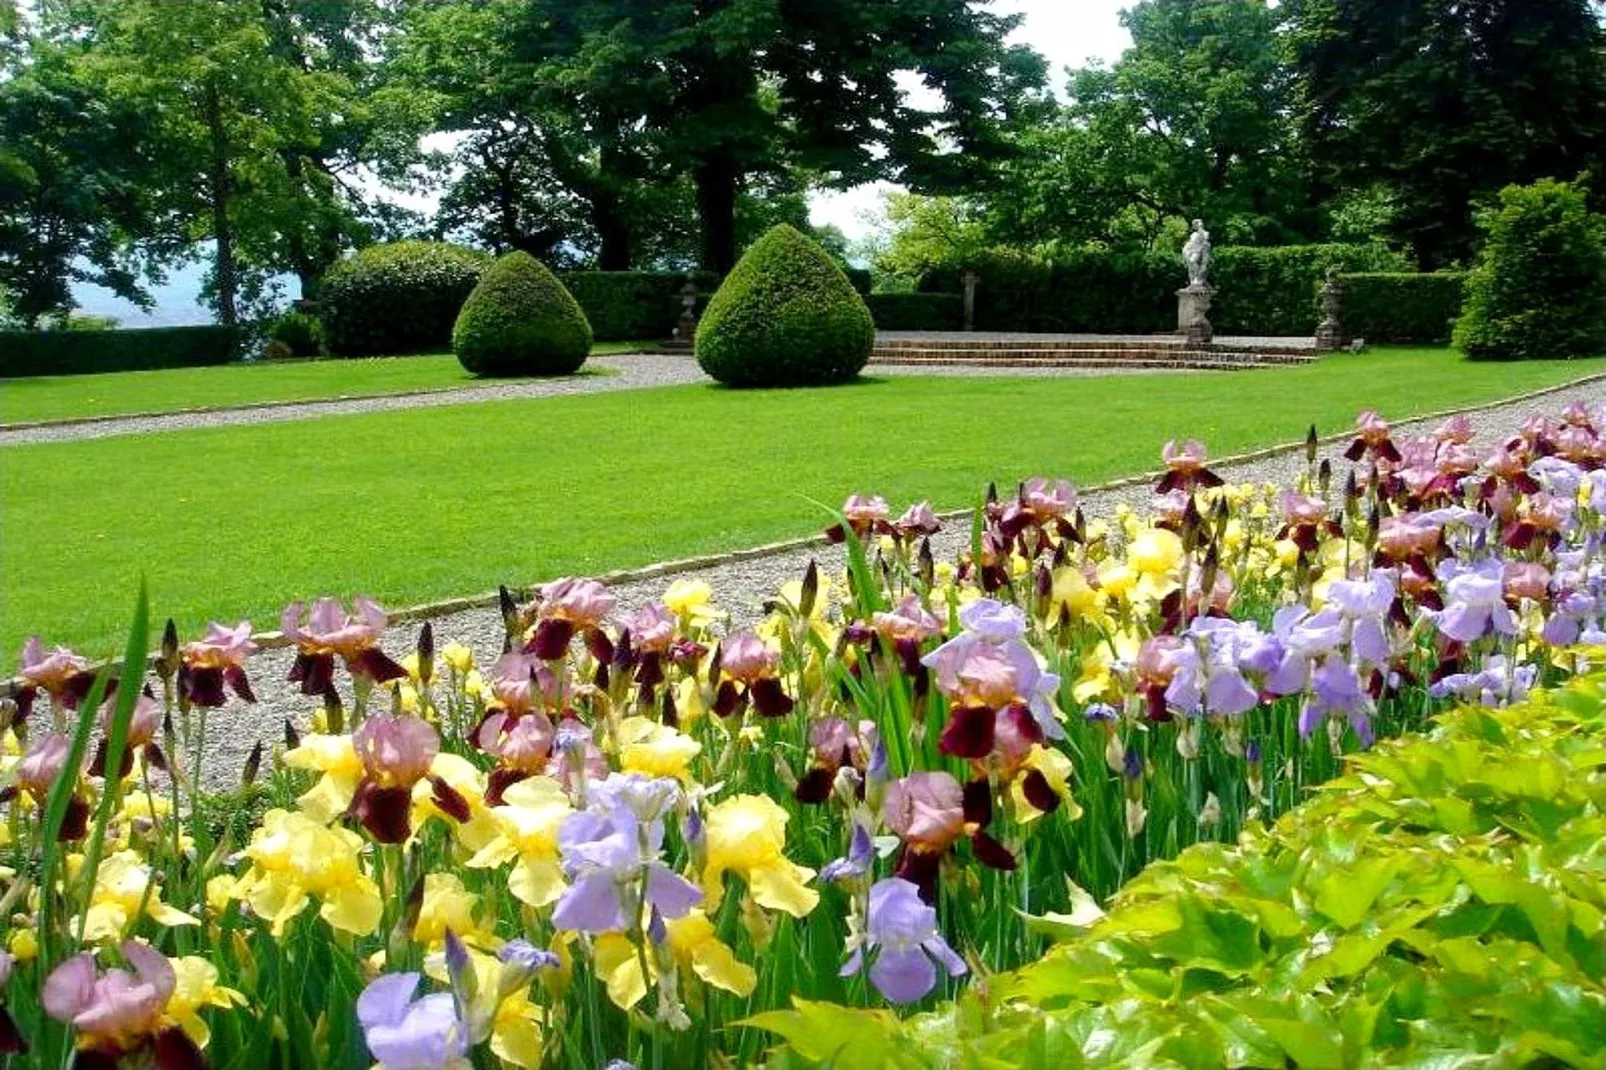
[5,367,1604,689]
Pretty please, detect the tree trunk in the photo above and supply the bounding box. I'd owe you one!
[204,81,238,328]
[594,191,632,271]
[695,153,740,275]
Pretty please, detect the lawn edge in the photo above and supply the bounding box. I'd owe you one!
[0,351,649,432]
[5,365,1601,694]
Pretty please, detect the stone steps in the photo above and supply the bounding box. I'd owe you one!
[869,354,1301,372]
[874,334,1316,357]
[870,346,1314,367]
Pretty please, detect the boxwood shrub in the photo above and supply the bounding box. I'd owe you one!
[560,271,719,341]
[266,311,325,357]
[320,241,488,357]
[696,224,874,387]
[1341,272,1467,344]
[866,292,965,331]
[1455,178,1606,361]
[0,325,241,378]
[453,251,592,377]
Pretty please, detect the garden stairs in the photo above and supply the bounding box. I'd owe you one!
[869,331,1319,372]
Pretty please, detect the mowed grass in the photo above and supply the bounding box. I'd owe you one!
[1,346,1598,658]
[0,341,649,425]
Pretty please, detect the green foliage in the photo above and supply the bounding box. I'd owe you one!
[266,310,324,357]
[919,243,1405,335]
[1341,273,1467,344]
[761,674,1606,1067]
[453,251,592,377]
[0,325,240,378]
[320,241,487,357]
[865,293,965,331]
[560,272,718,342]
[859,193,992,290]
[695,224,874,387]
[1454,179,1606,361]
[1287,0,1606,267]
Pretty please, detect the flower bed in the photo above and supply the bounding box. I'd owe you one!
[1,401,1602,1067]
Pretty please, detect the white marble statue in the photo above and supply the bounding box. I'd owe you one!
[1182,219,1211,288]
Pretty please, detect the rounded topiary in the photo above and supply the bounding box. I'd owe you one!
[452,251,593,377]
[695,224,875,387]
[1453,178,1606,361]
[320,241,488,357]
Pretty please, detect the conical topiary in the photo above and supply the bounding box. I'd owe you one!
[453,251,593,377]
[695,224,875,387]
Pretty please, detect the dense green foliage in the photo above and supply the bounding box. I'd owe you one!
[0,326,239,378]
[865,293,965,331]
[757,674,1606,1068]
[560,272,718,341]
[1341,273,1466,345]
[1454,179,1606,361]
[320,242,487,357]
[696,225,873,387]
[1287,0,1606,267]
[919,243,1405,335]
[265,311,324,358]
[453,251,591,377]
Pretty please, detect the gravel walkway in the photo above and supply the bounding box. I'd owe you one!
[0,354,709,446]
[135,376,1601,788]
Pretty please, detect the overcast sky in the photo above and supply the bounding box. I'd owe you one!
[810,0,1133,240]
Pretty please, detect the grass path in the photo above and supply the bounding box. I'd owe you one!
[2,346,1599,658]
[0,342,650,425]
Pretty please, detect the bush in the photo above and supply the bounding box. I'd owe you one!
[865,292,965,331]
[560,272,720,341]
[843,267,873,295]
[918,243,1409,336]
[453,251,593,377]
[0,325,241,378]
[320,241,488,357]
[1454,178,1606,361]
[266,311,324,357]
[695,224,875,387]
[1341,272,1467,344]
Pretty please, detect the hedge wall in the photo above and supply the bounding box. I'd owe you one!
[918,243,1410,336]
[559,272,719,341]
[1340,272,1467,344]
[865,293,965,331]
[0,325,241,378]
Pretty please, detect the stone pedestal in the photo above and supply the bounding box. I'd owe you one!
[960,268,979,332]
[1176,283,1213,345]
[1314,271,1347,351]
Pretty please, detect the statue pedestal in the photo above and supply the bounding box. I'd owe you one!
[1176,284,1213,345]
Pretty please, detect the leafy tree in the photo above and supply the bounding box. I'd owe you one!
[857,193,992,289]
[1286,0,1606,267]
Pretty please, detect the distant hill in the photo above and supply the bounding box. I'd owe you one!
[72,259,298,327]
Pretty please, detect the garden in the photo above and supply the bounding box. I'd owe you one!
[5,0,1606,1068]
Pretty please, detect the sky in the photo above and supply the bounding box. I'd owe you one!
[75,0,1133,325]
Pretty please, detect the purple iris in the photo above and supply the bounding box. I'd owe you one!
[1323,571,1396,666]
[357,973,467,1070]
[551,773,703,934]
[1542,590,1600,645]
[840,878,966,1004]
[1432,558,1517,643]
[1164,618,1279,717]
[1265,605,1344,695]
[922,599,1063,739]
[1298,656,1374,746]
[1429,655,1538,707]
[820,818,874,884]
[497,938,561,974]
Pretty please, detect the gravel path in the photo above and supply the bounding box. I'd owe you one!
[0,354,709,446]
[143,376,1601,788]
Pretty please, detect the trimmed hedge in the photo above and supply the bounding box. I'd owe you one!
[560,272,719,342]
[1341,272,1467,344]
[919,243,1409,336]
[266,311,325,357]
[0,325,240,378]
[320,241,489,357]
[866,292,965,331]
[453,251,592,377]
[1455,178,1606,361]
[696,224,874,387]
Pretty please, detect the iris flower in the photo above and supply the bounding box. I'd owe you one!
[43,941,207,1068]
[701,794,819,917]
[840,878,966,1004]
[357,972,468,1070]
[232,808,383,936]
[282,596,408,695]
[178,620,257,708]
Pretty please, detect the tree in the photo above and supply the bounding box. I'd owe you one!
[983,0,1313,252]
[1286,0,1606,268]
[0,19,165,326]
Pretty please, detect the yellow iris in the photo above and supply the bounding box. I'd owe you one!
[665,909,757,996]
[410,752,500,855]
[701,795,818,918]
[281,733,362,824]
[616,716,702,781]
[465,777,571,908]
[1009,746,1081,822]
[663,578,723,628]
[167,956,246,1049]
[413,872,494,951]
[73,850,199,943]
[231,809,382,936]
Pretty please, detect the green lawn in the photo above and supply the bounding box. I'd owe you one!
[2,346,1598,659]
[0,341,649,425]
